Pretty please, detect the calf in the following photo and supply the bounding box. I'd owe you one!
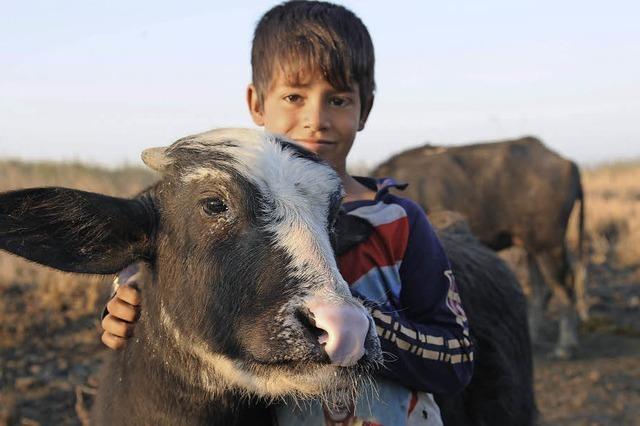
[0,128,382,425]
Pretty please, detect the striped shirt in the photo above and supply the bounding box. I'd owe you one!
[339,177,474,395]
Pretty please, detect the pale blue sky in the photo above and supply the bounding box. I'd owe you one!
[1,0,639,168]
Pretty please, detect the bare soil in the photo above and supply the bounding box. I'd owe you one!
[534,263,640,426]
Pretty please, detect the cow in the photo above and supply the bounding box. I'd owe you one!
[373,136,587,358]
[0,128,383,425]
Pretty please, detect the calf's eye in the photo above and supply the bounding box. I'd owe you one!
[201,197,228,216]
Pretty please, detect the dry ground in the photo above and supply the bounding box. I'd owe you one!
[534,262,640,426]
[0,159,639,425]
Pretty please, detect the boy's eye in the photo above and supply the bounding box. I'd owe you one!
[329,97,351,107]
[284,94,303,103]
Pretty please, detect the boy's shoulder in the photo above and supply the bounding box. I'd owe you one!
[349,176,427,221]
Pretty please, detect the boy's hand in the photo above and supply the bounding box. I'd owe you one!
[101,263,146,350]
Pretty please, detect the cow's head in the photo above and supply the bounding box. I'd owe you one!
[0,128,381,403]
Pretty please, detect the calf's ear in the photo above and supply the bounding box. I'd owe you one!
[0,187,155,274]
[334,211,374,256]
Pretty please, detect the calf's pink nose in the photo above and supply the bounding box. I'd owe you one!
[306,299,369,367]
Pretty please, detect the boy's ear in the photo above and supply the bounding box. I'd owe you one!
[358,95,375,131]
[0,187,155,275]
[247,84,265,126]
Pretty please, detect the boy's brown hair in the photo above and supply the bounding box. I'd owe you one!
[251,0,375,116]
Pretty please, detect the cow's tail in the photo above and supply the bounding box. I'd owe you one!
[574,170,589,321]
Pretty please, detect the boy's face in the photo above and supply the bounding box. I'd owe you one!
[247,71,371,174]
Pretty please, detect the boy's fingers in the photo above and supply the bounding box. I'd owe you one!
[116,284,142,306]
[106,297,140,323]
[101,331,128,350]
[101,314,135,338]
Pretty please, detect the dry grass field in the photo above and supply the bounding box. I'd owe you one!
[580,161,640,268]
[0,158,639,425]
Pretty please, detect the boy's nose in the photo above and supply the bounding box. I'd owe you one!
[303,101,330,131]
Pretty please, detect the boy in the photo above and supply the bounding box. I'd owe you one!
[102,1,473,424]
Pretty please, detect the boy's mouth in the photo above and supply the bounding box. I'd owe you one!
[295,139,335,154]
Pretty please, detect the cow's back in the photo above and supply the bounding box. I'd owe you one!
[373,137,581,251]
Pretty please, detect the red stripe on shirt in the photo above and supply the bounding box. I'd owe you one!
[338,215,409,285]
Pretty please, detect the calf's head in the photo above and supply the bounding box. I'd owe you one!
[0,128,381,402]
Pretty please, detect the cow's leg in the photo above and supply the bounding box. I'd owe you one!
[571,254,589,322]
[525,253,549,346]
[498,247,548,345]
[535,249,578,359]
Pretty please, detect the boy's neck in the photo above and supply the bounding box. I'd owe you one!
[339,171,376,203]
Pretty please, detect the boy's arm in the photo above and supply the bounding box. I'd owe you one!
[352,199,474,396]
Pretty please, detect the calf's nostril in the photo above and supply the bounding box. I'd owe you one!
[294,307,326,343]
